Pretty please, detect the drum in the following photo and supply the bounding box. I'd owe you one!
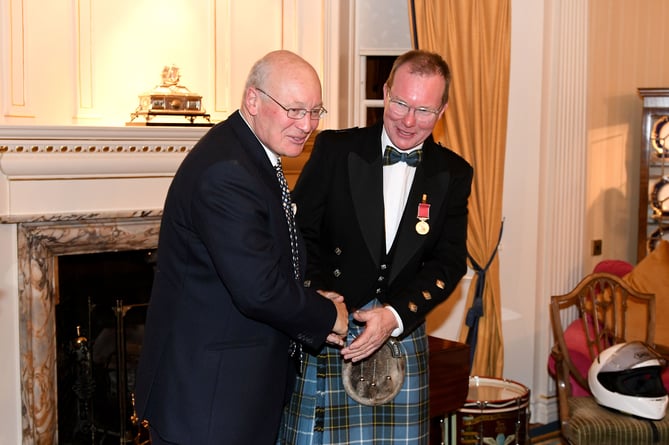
[455,376,530,445]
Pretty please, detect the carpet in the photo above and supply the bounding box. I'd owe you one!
[531,433,563,444]
[530,421,564,444]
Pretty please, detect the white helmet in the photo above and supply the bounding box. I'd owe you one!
[588,341,668,420]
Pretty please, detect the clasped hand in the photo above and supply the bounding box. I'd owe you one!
[340,307,397,362]
[318,292,398,356]
[317,290,348,347]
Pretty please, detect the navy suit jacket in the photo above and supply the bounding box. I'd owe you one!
[135,111,337,445]
[293,123,473,336]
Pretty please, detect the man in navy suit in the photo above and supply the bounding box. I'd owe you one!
[278,50,473,444]
[135,50,349,445]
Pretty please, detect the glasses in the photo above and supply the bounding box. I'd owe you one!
[387,90,441,123]
[256,88,327,120]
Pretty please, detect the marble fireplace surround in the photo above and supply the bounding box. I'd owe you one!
[17,216,162,444]
[0,125,209,444]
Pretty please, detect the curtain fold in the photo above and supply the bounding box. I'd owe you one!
[409,0,510,377]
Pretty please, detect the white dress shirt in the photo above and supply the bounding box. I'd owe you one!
[381,129,424,337]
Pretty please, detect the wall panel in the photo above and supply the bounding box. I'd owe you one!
[0,1,320,126]
[586,0,669,266]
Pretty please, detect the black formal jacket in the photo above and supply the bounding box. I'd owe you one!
[134,111,337,445]
[293,123,473,336]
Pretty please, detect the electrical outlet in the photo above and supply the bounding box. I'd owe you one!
[592,239,602,256]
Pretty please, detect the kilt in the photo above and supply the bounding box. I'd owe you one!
[277,301,429,445]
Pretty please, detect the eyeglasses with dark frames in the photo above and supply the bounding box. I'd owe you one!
[387,89,441,123]
[256,88,327,120]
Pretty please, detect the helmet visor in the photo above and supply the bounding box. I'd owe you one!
[598,366,667,397]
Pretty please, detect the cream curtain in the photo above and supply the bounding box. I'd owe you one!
[408,0,510,377]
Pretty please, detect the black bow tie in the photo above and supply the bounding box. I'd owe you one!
[383,146,422,167]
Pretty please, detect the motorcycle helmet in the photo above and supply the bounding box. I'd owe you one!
[588,341,668,420]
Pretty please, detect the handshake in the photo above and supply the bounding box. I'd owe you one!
[318,290,348,347]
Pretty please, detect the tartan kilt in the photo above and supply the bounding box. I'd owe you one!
[277,305,429,445]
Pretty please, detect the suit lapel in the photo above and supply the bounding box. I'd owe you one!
[390,143,450,282]
[229,112,280,193]
[349,140,385,267]
[229,112,308,270]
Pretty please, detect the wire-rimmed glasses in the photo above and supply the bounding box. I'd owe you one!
[386,89,441,124]
[256,88,327,120]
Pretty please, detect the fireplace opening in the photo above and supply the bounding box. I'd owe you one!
[55,249,156,445]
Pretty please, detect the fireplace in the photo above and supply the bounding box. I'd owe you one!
[56,248,156,444]
[0,126,204,445]
[18,215,161,444]
[0,125,317,445]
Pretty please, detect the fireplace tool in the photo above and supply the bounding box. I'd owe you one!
[115,299,151,444]
[72,324,97,443]
[130,393,151,445]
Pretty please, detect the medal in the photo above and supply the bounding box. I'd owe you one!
[416,194,430,235]
[416,220,429,235]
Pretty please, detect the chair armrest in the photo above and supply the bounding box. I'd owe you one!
[551,344,574,426]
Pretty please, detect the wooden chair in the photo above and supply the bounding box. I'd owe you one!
[549,272,669,444]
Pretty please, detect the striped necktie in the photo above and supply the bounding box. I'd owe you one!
[275,159,304,373]
[275,159,300,280]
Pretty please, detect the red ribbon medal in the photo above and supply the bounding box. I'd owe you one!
[416,194,430,235]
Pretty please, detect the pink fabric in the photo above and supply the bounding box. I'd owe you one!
[547,319,594,396]
[592,259,634,277]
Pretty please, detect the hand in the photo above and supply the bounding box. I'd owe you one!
[325,332,345,347]
[317,290,348,339]
[341,307,397,362]
[317,290,344,304]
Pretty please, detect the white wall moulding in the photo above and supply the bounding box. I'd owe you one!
[5,0,33,119]
[74,0,98,121]
[213,0,232,115]
[528,0,589,425]
[0,126,206,176]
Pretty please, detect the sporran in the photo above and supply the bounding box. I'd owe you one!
[342,338,406,406]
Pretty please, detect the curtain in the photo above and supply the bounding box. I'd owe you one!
[408,0,510,377]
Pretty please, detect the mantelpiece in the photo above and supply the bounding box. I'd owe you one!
[0,125,312,221]
[0,125,206,221]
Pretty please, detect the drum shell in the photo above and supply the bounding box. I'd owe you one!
[455,376,530,445]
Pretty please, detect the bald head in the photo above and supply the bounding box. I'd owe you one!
[240,50,325,158]
[242,50,321,105]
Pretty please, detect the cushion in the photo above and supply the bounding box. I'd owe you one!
[565,396,669,445]
[622,240,669,346]
[592,259,634,277]
[547,318,594,397]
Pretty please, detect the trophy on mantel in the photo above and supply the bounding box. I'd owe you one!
[128,65,212,126]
